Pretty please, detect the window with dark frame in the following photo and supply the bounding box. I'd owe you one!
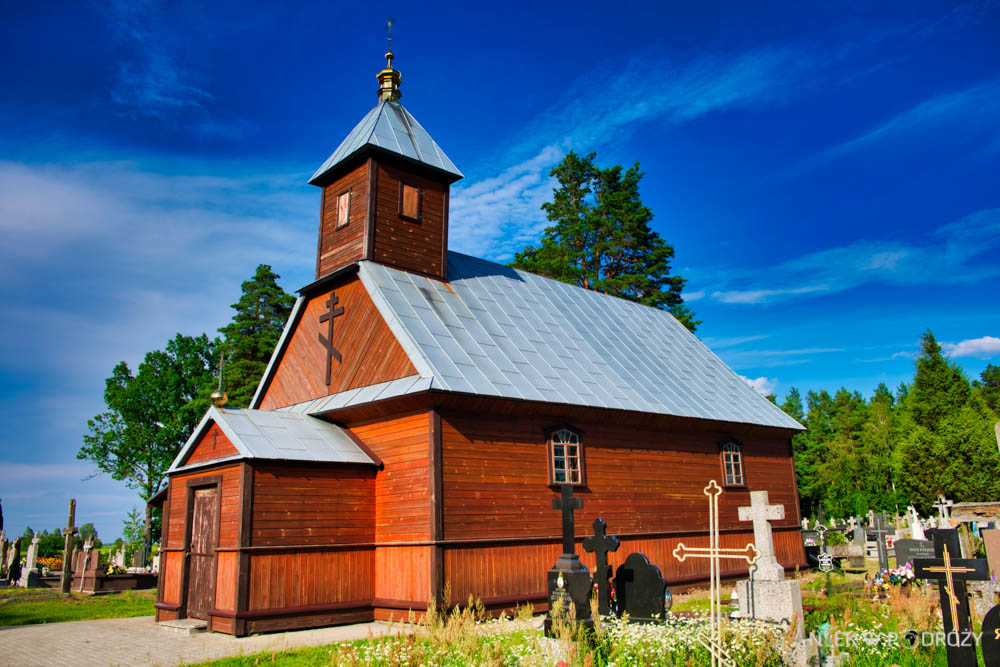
[399,183,422,221]
[549,427,583,485]
[721,440,744,486]
[336,191,351,229]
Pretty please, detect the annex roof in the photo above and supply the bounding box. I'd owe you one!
[348,252,803,431]
[309,101,463,185]
[168,406,377,473]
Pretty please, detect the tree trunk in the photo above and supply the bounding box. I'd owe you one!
[143,502,153,568]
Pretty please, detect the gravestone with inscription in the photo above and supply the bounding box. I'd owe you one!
[18,531,41,587]
[981,604,1000,666]
[982,528,1000,580]
[543,484,592,634]
[893,538,935,568]
[613,552,667,623]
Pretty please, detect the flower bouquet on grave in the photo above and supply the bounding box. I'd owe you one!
[105,564,127,575]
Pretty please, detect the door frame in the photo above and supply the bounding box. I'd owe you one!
[179,475,222,627]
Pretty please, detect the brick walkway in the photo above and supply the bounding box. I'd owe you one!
[0,616,406,666]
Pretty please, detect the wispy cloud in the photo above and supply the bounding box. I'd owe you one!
[450,46,818,261]
[791,80,1000,173]
[700,334,768,350]
[942,336,1000,359]
[718,347,845,370]
[106,0,252,138]
[696,208,1000,305]
[739,375,777,396]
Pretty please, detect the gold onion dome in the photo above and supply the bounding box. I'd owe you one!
[210,389,228,407]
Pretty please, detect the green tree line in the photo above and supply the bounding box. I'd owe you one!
[783,331,1000,519]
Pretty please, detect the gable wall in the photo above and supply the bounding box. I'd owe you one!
[372,163,447,279]
[182,423,239,466]
[437,409,804,605]
[317,161,370,279]
[258,275,417,410]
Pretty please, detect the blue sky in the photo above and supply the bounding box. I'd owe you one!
[1,1,998,540]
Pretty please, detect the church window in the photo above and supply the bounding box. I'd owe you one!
[336,190,351,229]
[399,183,423,221]
[548,426,584,485]
[721,439,744,487]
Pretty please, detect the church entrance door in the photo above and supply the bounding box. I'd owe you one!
[185,486,219,620]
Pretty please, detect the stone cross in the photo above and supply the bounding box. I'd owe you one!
[801,518,808,530]
[5,537,21,582]
[25,531,40,571]
[552,484,583,556]
[872,512,890,570]
[915,529,988,667]
[848,516,857,532]
[60,498,78,594]
[934,495,954,528]
[738,491,785,581]
[582,517,620,616]
[79,535,94,592]
[908,505,926,540]
[867,510,875,525]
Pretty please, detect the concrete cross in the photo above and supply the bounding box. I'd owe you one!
[738,490,786,581]
[582,517,620,616]
[872,512,891,571]
[934,495,954,528]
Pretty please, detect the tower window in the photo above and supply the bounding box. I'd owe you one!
[336,191,351,229]
[548,426,584,486]
[721,439,745,487]
[399,183,423,221]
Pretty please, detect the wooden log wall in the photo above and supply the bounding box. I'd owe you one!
[350,411,433,610]
[182,423,238,466]
[372,164,447,279]
[258,275,417,410]
[316,162,369,278]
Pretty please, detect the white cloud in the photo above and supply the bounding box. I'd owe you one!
[700,334,768,349]
[449,46,818,261]
[739,375,777,396]
[942,336,1000,359]
[694,208,1000,305]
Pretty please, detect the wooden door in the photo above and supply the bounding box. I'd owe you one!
[186,487,218,620]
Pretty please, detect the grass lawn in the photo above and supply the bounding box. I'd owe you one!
[0,588,156,627]
[189,645,335,666]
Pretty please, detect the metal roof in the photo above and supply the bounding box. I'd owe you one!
[168,406,377,473]
[309,101,463,185]
[352,252,803,431]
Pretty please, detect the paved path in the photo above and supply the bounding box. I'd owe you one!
[0,616,407,666]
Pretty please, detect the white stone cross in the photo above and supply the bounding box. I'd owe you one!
[738,491,786,582]
[934,495,954,528]
[848,516,857,531]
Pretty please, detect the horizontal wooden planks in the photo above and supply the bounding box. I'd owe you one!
[317,162,369,278]
[372,164,446,278]
[183,423,239,466]
[247,548,374,611]
[349,411,432,543]
[258,275,417,410]
[439,411,802,544]
[250,464,375,546]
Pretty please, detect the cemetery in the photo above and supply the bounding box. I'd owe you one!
[2,14,999,667]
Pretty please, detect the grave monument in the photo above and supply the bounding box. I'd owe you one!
[543,484,592,634]
[582,517,619,616]
[734,490,804,636]
[613,552,668,622]
[18,531,42,587]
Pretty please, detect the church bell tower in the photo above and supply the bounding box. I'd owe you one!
[308,47,463,282]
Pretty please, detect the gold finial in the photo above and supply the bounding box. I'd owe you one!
[377,17,401,102]
[210,352,228,407]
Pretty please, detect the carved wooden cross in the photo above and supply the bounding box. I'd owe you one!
[318,291,344,385]
[583,517,620,615]
[914,529,988,667]
[552,484,582,557]
[871,512,890,570]
[60,498,77,594]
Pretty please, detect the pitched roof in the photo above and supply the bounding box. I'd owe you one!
[168,406,378,473]
[309,101,463,185]
[351,252,803,431]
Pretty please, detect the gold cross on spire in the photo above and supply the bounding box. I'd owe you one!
[385,16,394,58]
[376,17,402,102]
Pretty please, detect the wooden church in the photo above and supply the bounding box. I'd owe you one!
[153,51,806,635]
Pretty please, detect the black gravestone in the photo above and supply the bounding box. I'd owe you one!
[894,538,935,568]
[982,605,1000,666]
[544,485,592,635]
[613,552,667,623]
[914,528,988,667]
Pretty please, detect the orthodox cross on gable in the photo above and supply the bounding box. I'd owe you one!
[552,484,583,556]
[317,291,345,385]
[914,528,988,667]
[583,517,620,615]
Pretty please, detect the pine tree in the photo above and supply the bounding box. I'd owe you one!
[908,330,970,431]
[512,151,700,331]
[974,364,1000,416]
[218,265,295,407]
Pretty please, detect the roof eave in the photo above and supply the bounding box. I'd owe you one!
[308,143,463,188]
